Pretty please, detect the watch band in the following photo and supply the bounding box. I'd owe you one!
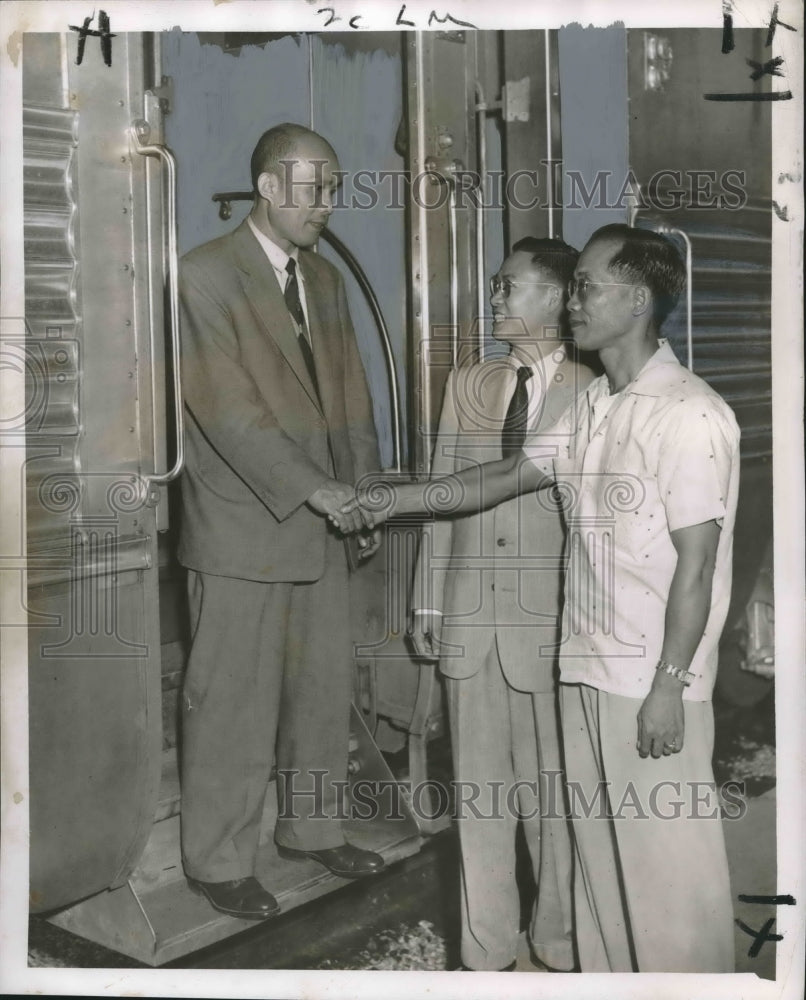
[655,658,695,686]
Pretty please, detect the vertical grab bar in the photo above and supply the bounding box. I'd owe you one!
[130,119,185,496]
[447,182,459,368]
[656,224,694,371]
[475,82,487,362]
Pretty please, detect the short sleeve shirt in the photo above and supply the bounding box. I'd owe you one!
[523,340,740,701]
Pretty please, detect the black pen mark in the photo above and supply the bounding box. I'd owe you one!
[427,11,477,29]
[349,14,362,28]
[736,917,784,958]
[69,13,93,65]
[722,2,735,54]
[317,7,340,26]
[68,9,115,66]
[747,56,785,80]
[766,3,797,47]
[739,893,796,905]
[704,90,793,101]
[396,4,416,27]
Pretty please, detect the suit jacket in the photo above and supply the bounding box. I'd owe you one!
[412,352,594,692]
[177,220,379,583]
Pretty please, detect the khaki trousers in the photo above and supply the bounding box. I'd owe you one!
[180,533,352,882]
[446,633,575,971]
[560,683,735,972]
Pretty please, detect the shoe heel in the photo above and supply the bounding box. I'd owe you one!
[276,845,305,863]
[187,878,204,897]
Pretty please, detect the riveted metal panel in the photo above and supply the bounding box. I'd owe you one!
[24,32,165,912]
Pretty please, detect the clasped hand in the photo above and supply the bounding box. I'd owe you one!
[307,480,380,557]
[310,477,393,535]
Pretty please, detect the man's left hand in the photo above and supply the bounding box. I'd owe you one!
[637,672,685,759]
[356,528,382,560]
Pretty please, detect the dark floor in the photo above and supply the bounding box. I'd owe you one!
[27,686,777,975]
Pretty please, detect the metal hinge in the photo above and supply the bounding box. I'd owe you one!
[503,77,530,122]
[148,75,173,116]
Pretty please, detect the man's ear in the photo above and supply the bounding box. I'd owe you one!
[632,284,651,317]
[257,171,278,203]
[546,284,563,310]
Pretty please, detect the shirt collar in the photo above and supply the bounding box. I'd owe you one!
[507,341,566,378]
[588,338,684,402]
[247,216,301,280]
[625,339,685,397]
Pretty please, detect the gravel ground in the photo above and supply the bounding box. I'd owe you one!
[316,919,448,971]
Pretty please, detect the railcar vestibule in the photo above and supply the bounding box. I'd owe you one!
[22,26,774,964]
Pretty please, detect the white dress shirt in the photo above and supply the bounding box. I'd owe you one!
[523,340,740,701]
[247,216,311,335]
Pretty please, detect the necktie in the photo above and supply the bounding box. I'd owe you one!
[501,365,532,458]
[284,258,320,399]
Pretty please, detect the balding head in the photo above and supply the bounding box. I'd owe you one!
[250,123,337,194]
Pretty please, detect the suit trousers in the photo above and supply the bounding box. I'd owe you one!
[446,631,575,971]
[560,683,735,972]
[180,531,352,882]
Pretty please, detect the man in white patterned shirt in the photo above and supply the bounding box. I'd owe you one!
[345,224,739,972]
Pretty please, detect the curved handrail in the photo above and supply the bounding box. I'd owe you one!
[654,224,694,372]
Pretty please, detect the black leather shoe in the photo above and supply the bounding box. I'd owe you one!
[457,961,517,971]
[276,843,386,878]
[187,876,280,920]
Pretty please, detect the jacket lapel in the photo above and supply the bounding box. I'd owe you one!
[232,221,322,412]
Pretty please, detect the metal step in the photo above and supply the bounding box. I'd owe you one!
[47,706,424,965]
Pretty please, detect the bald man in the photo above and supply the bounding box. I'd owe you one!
[178,123,384,919]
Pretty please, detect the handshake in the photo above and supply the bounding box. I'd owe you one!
[307,478,381,534]
[308,472,465,537]
[307,477,403,558]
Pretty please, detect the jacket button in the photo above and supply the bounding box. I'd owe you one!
[497,537,506,547]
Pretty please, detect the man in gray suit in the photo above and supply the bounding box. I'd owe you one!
[178,123,384,920]
[410,239,593,971]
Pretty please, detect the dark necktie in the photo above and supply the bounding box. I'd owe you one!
[284,258,320,399]
[501,365,532,458]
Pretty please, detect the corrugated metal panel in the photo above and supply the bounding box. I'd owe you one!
[637,213,772,463]
[24,103,83,552]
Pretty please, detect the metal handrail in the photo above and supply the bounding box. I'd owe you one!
[655,224,694,371]
[131,119,185,493]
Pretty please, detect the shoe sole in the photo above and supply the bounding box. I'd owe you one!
[187,880,280,920]
[275,845,384,879]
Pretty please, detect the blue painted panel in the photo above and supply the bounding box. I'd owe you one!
[162,32,404,465]
[558,24,629,249]
[312,37,407,467]
[162,32,310,257]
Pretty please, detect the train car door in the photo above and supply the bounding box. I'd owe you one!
[24,31,170,914]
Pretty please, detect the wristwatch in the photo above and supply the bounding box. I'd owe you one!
[655,658,695,686]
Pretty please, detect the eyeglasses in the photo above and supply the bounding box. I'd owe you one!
[567,278,637,299]
[489,277,559,299]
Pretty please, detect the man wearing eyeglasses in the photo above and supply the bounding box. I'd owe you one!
[346,224,739,972]
[410,238,595,972]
